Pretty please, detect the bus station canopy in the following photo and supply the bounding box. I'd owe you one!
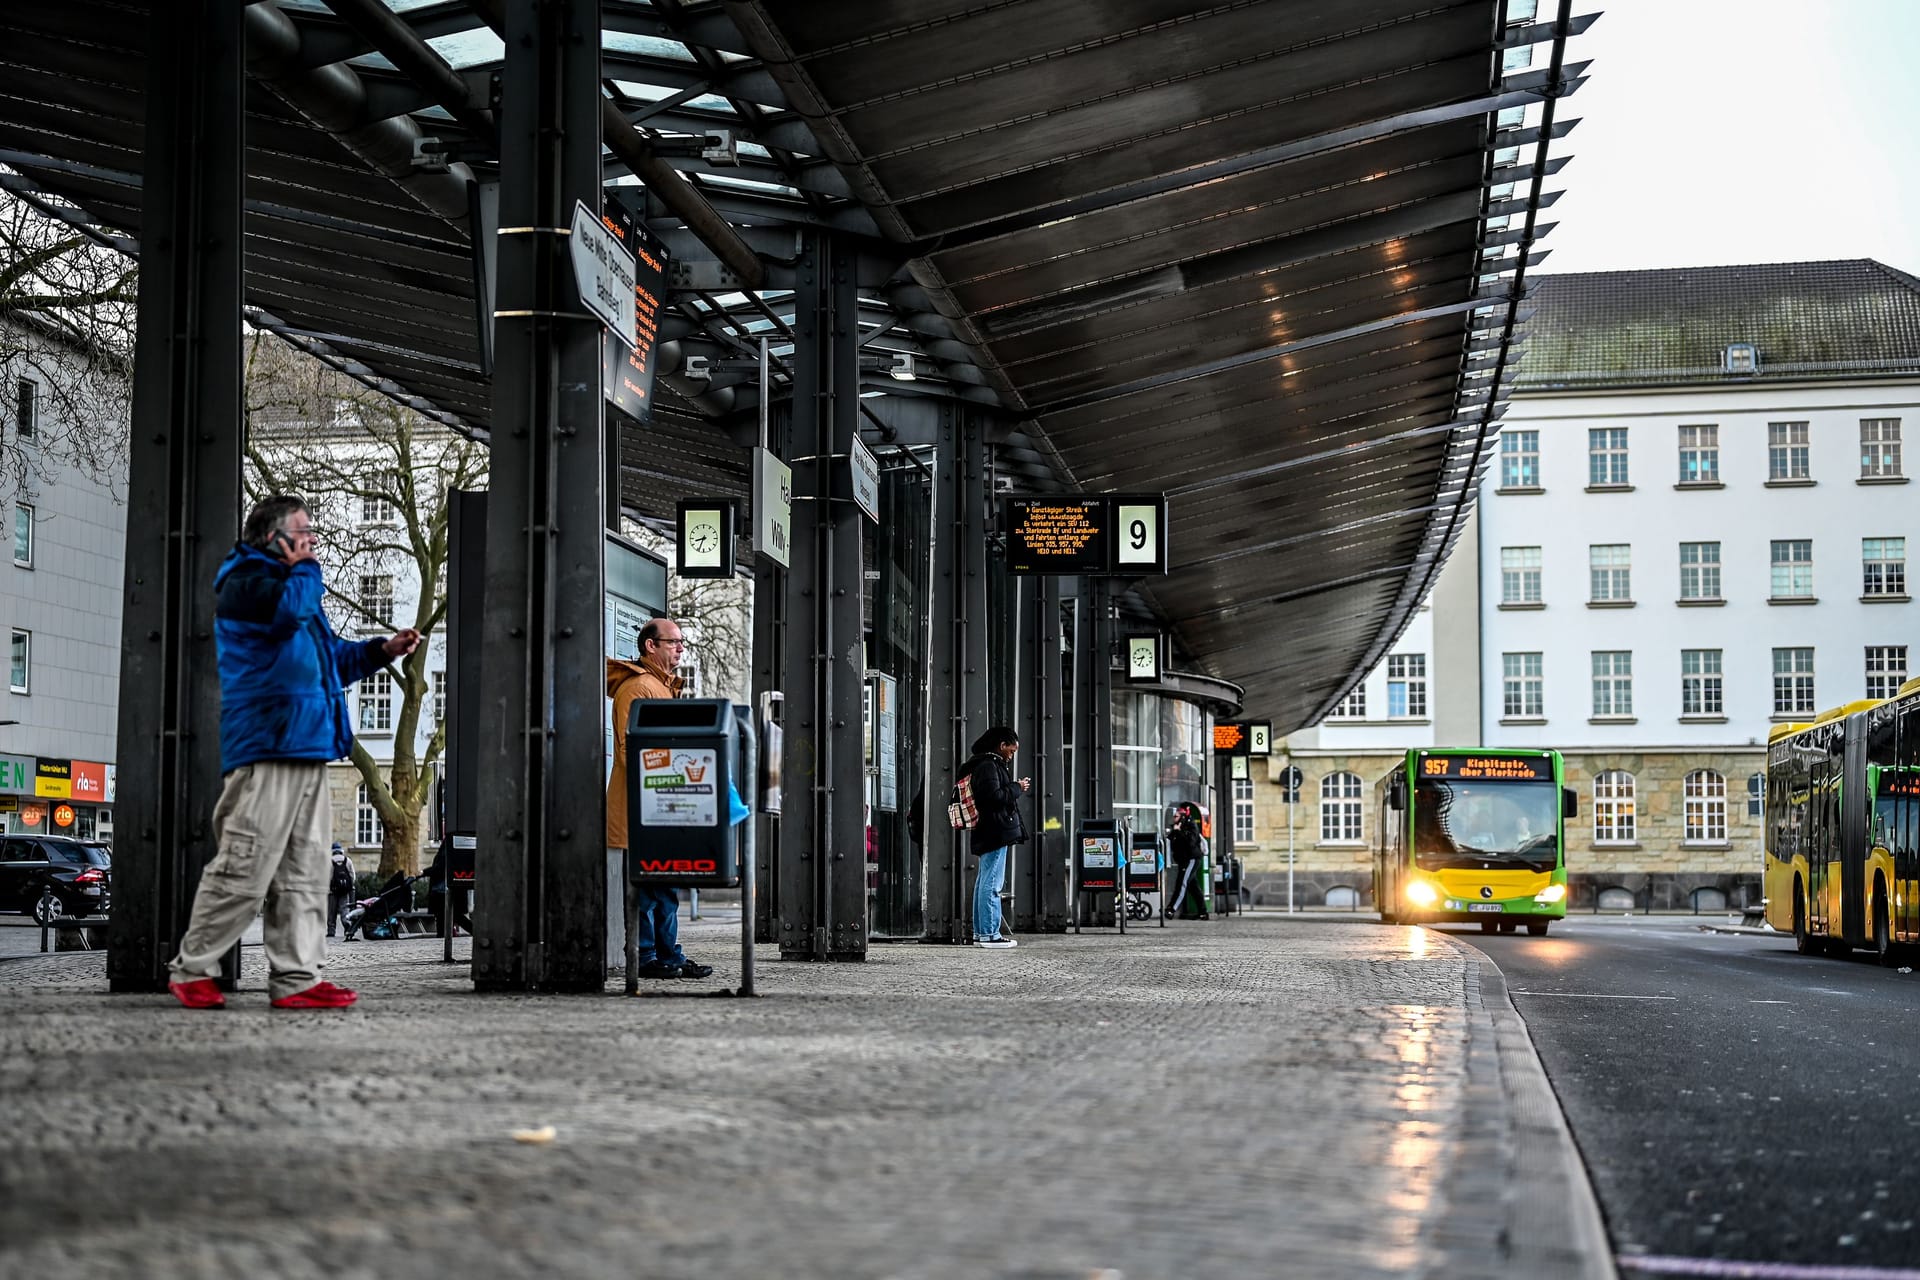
[0,0,1585,732]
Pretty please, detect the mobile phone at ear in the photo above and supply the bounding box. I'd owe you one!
[268,531,295,561]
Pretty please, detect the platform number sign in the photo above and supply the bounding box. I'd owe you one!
[1111,495,1167,572]
[1248,723,1271,756]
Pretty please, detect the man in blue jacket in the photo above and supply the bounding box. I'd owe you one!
[168,495,419,1010]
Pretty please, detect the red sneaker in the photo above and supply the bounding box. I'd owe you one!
[270,981,358,1010]
[168,978,226,1010]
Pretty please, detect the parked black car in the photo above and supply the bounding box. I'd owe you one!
[0,835,111,924]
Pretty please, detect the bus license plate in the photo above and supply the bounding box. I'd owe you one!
[1468,903,1504,914]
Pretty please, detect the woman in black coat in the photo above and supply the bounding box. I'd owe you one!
[962,725,1028,947]
[1167,802,1208,920]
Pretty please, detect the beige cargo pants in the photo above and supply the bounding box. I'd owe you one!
[168,761,333,1001]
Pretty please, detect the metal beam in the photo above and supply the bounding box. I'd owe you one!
[1014,573,1067,933]
[472,0,608,993]
[108,0,246,993]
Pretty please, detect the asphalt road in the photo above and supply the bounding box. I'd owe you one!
[1448,915,1920,1273]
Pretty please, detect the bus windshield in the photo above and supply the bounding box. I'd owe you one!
[1413,778,1560,871]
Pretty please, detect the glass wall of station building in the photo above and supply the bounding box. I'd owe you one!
[1113,692,1212,835]
[866,465,934,939]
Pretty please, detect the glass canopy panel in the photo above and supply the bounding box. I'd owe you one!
[427,28,507,70]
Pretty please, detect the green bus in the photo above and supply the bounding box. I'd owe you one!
[1373,749,1575,936]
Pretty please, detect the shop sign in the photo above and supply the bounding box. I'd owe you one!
[71,760,108,800]
[0,753,32,795]
[52,803,76,830]
[34,758,72,798]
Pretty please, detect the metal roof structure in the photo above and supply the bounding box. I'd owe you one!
[0,0,1590,733]
[1518,260,1920,391]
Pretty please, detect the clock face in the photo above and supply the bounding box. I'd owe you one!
[690,522,719,554]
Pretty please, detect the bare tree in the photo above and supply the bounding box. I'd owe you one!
[0,188,135,500]
[242,332,487,878]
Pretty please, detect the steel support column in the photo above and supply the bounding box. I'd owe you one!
[923,404,990,943]
[1013,573,1067,932]
[1072,579,1116,926]
[472,0,607,993]
[107,0,245,992]
[751,559,783,944]
[776,232,867,960]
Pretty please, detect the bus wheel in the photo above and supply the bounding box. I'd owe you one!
[1526,921,1549,937]
[1480,920,1498,934]
[1872,885,1894,966]
[1793,881,1823,956]
[1497,921,1517,934]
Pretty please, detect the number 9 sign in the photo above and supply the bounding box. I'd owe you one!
[1111,496,1165,571]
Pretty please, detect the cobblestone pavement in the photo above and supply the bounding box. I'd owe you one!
[0,918,1612,1280]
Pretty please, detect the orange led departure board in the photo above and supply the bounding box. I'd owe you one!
[599,193,666,425]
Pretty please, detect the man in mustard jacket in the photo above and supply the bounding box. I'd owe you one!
[607,617,713,979]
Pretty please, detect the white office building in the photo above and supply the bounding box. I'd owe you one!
[1254,260,1920,911]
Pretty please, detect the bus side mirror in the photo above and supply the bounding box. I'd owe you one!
[1388,775,1406,811]
[1563,787,1578,819]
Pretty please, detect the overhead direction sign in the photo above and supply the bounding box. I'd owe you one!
[753,447,792,567]
[1004,492,1169,576]
[848,435,880,522]
[569,199,637,347]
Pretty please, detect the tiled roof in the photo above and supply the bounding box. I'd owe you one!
[1515,259,1920,390]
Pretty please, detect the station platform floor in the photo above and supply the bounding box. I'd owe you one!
[0,915,1614,1279]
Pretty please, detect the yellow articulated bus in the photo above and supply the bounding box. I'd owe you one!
[1764,675,1920,961]
[1373,749,1575,936]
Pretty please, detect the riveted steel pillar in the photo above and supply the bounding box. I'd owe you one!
[1072,579,1116,926]
[1013,573,1067,932]
[107,0,246,993]
[776,232,867,960]
[751,557,783,944]
[472,0,607,992]
[923,404,990,944]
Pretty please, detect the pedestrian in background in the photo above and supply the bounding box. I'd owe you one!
[327,843,356,939]
[168,495,419,1010]
[607,617,713,980]
[962,726,1028,948]
[1167,801,1209,920]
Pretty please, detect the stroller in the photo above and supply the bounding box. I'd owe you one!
[340,873,425,941]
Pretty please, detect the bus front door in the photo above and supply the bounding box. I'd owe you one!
[1807,761,1836,937]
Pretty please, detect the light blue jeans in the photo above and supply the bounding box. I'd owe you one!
[973,845,1009,940]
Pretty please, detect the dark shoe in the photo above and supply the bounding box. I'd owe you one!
[635,960,682,980]
[169,978,225,1010]
[676,960,714,979]
[271,981,358,1010]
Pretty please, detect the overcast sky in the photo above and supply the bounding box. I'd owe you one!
[1535,0,1920,275]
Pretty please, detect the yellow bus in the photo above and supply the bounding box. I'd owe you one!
[1764,676,1920,961]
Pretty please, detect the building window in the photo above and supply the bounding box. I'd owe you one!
[1770,539,1813,599]
[1320,772,1363,843]
[1386,654,1427,718]
[12,503,31,568]
[358,670,393,733]
[1588,428,1629,486]
[355,783,383,847]
[1499,430,1540,488]
[432,670,446,725]
[1683,770,1727,844]
[1592,771,1636,844]
[1502,651,1543,717]
[1866,646,1908,700]
[1328,687,1366,719]
[1232,776,1255,845]
[14,379,36,439]
[1500,546,1542,605]
[359,574,394,627]
[1860,418,1902,478]
[1678,424,1719,483]
[1767,421,1810,481]
[1681,648,1723,716]
[1591,650,1632,717]
[1589,544,1631,603]
[1863,537,1906,597]
[8,628,27,694]
[1772,647,1815,715]
[1678,541,1721,601]
[360,491,397,525]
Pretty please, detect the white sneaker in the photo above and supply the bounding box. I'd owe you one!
[976,937,1017,949]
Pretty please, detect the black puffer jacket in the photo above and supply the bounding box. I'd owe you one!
[963,751,1028,854]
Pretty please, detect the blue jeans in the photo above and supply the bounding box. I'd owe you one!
[631,884,684,966]
[973,845,1008,940]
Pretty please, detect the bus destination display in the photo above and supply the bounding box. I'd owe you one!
[1007,497,1106,574]
[1419,754,1552,781]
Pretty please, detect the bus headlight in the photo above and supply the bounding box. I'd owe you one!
[1534,884,1567,904]
[1405,880,1439,908]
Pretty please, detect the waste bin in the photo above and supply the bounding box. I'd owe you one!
[1125,830,1163,924]
[1073,818,1123,933]
[626,699,744,889]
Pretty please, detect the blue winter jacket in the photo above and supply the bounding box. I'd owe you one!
[213,542,393,774]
